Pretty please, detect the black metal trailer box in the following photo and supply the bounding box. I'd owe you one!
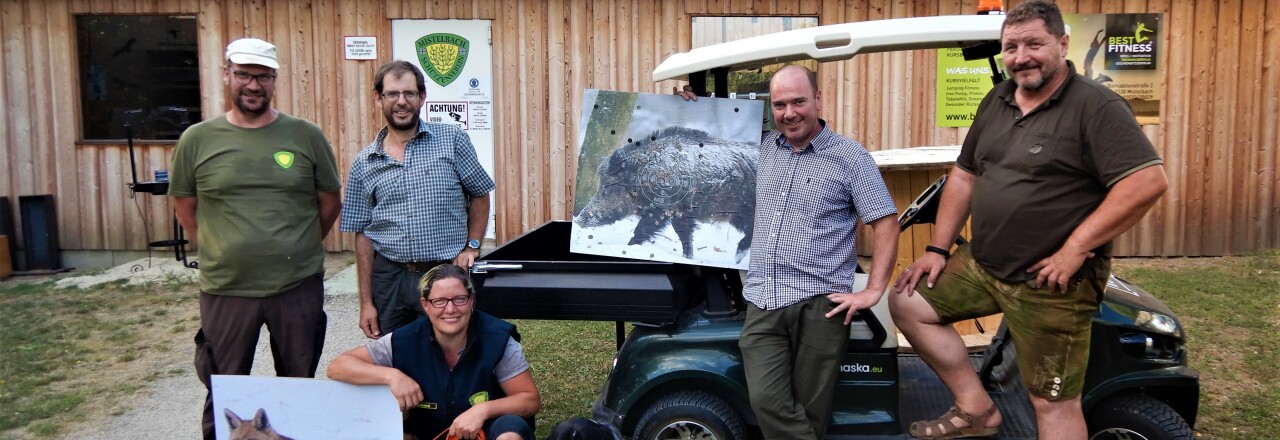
[472,221,696,323]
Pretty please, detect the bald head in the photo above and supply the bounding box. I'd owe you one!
[770,65,818,95]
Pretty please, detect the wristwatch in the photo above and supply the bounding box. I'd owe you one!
[466,239,482,251]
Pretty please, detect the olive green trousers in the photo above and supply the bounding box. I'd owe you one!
[740,295,850,440]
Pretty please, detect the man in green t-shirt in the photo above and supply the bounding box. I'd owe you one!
[168,37,341,440]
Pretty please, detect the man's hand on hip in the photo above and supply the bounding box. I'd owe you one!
[1027,246,1095,293]
[825,288,885,325]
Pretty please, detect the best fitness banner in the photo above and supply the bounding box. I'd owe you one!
[936,13,1162,127]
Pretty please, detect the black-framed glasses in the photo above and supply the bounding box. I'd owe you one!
[425,295,472,308]
[229,69,276,86]
[381,91,421,101]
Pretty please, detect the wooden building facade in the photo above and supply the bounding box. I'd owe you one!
[0,0,1277,264]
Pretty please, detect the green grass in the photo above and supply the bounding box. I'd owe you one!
[1112,250,1280,440]
[1,252,1275,439]
[512,319,618,438]
[0,278,198,437]
[516,253,1280,439]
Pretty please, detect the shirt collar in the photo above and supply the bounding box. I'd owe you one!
[367,119,432,158]
[774,119,834,152]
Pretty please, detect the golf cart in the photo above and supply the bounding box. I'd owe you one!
[471,13,1198,440]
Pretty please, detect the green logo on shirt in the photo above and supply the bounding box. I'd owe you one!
[468,391,489,405]
[274,151,295,169]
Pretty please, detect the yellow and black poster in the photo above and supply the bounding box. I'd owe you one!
[936,13,1163,127]
[935,49,1000,127]
[1071,13,1162,124]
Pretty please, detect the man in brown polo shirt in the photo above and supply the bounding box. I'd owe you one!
[890,1,1168,439]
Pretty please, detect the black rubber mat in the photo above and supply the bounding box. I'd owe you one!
[898,355,1038,439]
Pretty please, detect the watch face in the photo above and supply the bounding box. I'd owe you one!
[467,239,481,249]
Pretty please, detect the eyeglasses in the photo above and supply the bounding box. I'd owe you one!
[425,294,472,309]
[381,91,421,101]
[229,69,277,86]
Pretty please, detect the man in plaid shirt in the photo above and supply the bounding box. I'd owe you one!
[341,61,495,339]
[686,64,900,438]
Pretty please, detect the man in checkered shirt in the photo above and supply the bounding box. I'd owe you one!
[686,64,900,438]
[341,60,495,339]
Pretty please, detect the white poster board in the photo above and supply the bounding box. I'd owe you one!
[392,19,496,239]
[211,375,401,440]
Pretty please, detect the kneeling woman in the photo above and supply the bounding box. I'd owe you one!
[328,264,541,440]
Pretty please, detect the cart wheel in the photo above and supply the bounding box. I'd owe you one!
[1087,394,1193,440]
[634,390,745,440]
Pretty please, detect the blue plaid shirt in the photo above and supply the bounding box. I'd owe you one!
[743,120,897,310]
[340,120,495,262]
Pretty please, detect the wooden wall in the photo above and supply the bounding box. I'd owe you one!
[0,0,1276,259]
[0,0,389,254]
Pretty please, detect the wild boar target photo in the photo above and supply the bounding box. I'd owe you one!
[571,90,763,270]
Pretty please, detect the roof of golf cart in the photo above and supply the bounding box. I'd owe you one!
[652,14,1006,82]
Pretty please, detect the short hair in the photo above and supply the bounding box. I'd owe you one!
[418,264,475,299]
[1003,0,1067,38]
[374,60,426,94]
[771,64,819,94]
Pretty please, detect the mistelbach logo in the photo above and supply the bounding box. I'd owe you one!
[416,33,470,87]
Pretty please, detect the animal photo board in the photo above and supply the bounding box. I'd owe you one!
[212,375,401,440]
[571,90,764,270]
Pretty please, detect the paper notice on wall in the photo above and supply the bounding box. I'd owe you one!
[426,101,468,131]
[469,101,491,131]
[344,36,377,60]
[461,76,493,131]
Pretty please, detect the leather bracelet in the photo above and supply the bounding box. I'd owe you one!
[924,245,951,259]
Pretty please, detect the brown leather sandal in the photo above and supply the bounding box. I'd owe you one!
[908,403,999,439]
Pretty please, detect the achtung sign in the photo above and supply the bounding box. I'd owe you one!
[426,101,468,130]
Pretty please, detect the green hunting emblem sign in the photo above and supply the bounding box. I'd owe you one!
[416,33,470,87]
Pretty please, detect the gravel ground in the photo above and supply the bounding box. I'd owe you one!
[65,259,368,439]
[52,257,200,289]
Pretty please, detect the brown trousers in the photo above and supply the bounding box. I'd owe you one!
[194,274,327,440]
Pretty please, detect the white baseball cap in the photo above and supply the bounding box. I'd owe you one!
[225,38,279,69]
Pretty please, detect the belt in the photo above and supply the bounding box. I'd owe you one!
[398,260,451,273]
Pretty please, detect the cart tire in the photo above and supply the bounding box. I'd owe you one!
[1087,394,1193,440]
[633,390,746,440]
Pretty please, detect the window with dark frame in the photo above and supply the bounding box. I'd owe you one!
[76,15,200,141]
[691,16,819,131]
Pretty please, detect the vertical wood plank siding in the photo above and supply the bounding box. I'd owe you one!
[0,0,1277,258]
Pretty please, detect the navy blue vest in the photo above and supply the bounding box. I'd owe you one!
[391,311,525,438]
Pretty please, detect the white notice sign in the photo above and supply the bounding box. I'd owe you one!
[344,36,377,60]
[426,101,469,131]
[394,19,495,238]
